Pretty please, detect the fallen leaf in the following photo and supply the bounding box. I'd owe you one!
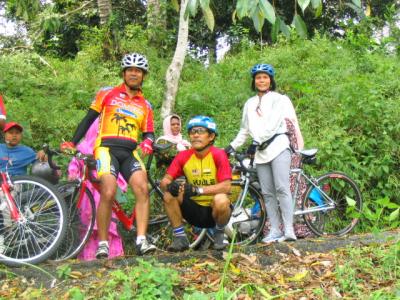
[239,253,257,265]
[69,271,83,279]
[311,260,332,267]
[287,270,309,282]
[331,286,343,298]
[229,263,241,275]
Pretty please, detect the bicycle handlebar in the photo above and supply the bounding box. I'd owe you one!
[43,142,173,173]
[232,152,256,174]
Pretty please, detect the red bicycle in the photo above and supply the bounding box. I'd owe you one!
[46,144,206,260]
[0,168,67,266]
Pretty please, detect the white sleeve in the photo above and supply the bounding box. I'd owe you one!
[230,101,250,150]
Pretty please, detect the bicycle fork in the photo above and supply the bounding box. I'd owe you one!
[1,173,20,221]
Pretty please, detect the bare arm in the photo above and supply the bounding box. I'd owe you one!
[160,174,174,192]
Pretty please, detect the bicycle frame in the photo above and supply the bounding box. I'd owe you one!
[291,168,335,216]
[0,172,19,221]
[48,143,170,232]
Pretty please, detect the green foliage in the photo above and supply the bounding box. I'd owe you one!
[335,241,400,299]
[67,287,85,300]
[176,35,400,213]
[361,197,400,232]
[56,264,72,279]
[0,31,399,229]
[102,259,179,299]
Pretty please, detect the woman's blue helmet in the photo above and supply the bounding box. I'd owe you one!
[250,64,275,78]
[187,115,217,135]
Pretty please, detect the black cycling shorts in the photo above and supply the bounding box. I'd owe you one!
[95,146,144,182]
[180,193,216,228]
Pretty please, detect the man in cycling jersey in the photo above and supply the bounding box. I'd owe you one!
[61,53,157,258]
[160,116,232,251]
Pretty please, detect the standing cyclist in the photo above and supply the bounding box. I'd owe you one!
[225,63,301,243]
[61,53,157,258]
[160,116,232,251]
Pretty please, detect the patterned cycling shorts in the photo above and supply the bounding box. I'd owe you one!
[95,146,145,182]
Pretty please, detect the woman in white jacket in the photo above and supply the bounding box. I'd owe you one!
[225,63,303,243]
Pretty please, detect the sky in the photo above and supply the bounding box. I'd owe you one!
[0,8,17,36]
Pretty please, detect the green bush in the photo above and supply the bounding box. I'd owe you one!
[0,33,399,227]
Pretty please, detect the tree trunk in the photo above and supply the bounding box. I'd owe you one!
[147,0,167,47]
[97,0,118,60]
[208,32,218,64]
[97,0,112,25]
[147,0,166,28]
[161,0,189,118]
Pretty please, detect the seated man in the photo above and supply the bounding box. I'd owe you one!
[0,122,46,176]
[160,116,232,251]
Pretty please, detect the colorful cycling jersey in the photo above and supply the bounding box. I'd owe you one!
[167,146,232,206]
[90,84,154,149]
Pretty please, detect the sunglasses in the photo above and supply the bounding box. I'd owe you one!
[188,127,209,135]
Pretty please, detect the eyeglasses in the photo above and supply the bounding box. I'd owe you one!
[189,127,208,135]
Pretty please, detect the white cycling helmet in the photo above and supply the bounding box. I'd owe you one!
[121,53,149,73]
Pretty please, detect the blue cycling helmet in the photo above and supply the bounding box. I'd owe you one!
[250,63,276,91]
[187,115,217,135]
[250,64,275,78]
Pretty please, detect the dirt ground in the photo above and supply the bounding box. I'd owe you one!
[3,229,399,292]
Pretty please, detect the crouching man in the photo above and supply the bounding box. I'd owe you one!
[160,116,232,251]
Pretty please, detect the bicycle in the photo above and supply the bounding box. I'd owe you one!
[0,169,68,266]
[223,148,363,241]
[46,143,206,260]
[290,148,363,236]
[198,152,267,247]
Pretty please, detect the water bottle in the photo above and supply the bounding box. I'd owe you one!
[238,207,260,234]
[309,187,324,206]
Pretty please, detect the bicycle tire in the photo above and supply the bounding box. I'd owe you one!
[53,182,96,260]
[207,181,266,246]
[0,176,68,266]
[146,186,207,250]
[302,171,363,236]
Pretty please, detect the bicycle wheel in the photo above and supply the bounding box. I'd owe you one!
[146,186,207,250]
[302,172,363,236]
[53,182,96,260]
[0,176,67,266]
[207,182,266,246]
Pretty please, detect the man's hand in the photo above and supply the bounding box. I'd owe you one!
[167,181,181,197]
[246,141,259,156]
[184,183,200,197]
[60,141,76,153]
[224,145,235,156]
[36,150,47,162]
[139,138,153,155]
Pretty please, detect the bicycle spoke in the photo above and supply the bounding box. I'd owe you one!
[1,176,67,266]
[302,172,362,236]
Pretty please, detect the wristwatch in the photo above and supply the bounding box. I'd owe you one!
[196,187,204,195]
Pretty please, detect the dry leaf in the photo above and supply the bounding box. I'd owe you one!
[69,271,83,279]
[239,253,257,265]
[287,270,309,282]
[331,286,343,298]
[230,263,241,275]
